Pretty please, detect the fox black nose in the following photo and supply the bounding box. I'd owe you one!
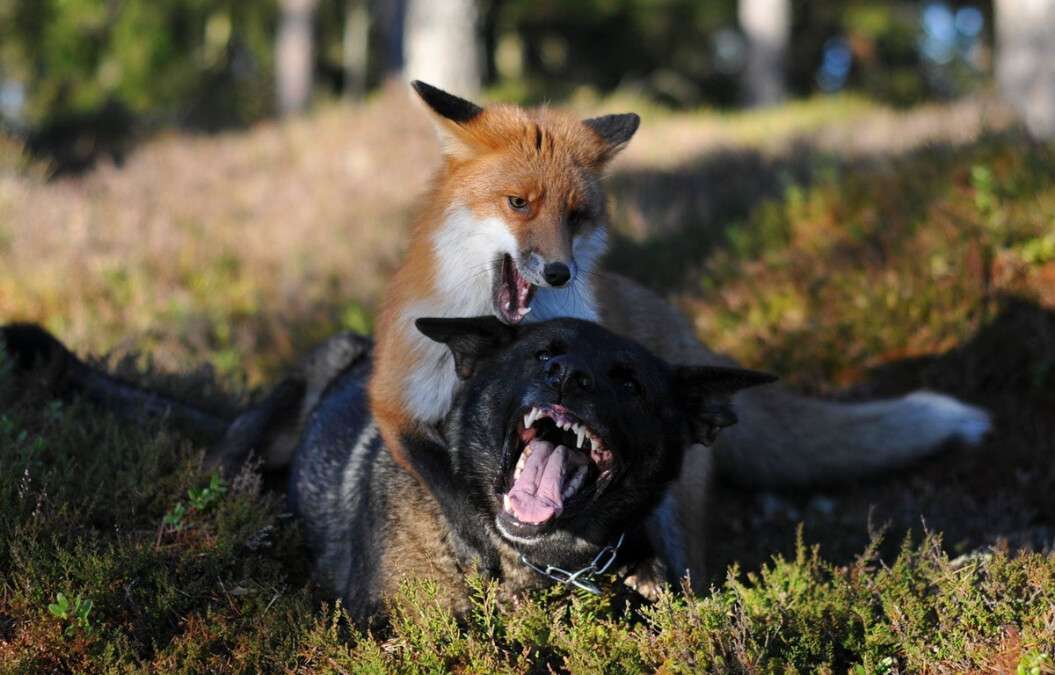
[543,262,572,287]
[545,355,594,393]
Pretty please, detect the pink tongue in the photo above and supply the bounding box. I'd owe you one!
[507,439,568,524]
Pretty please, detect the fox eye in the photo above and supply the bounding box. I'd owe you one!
[507,196,529,211]
[536,349,552,362]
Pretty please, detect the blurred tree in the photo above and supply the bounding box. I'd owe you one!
[739,0,790,106]
[277,0,319,116]
[0,0,275,170]
[342,0,370,100]
[404,0,481,97]
[995,0,1055,138]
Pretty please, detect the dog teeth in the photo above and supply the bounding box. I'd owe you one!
[574,425,587,449]
[523,407,545,428]
[514,451,528,480]
[503,494,513,513]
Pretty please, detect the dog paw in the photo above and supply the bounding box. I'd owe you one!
[904,391,993,446]
[623,573,664,602]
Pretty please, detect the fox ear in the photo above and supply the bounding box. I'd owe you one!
[411,80,484,159]
[583,113,640,164]
[415,316,519,380]
[673,366,777,446]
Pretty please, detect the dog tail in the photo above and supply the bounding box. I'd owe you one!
[714,383,992,489]
[1,323,230,438]
[1,323,372,475]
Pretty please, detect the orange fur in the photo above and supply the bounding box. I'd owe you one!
[369,94,625,470]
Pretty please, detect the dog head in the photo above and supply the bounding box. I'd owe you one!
[416,316,775,569]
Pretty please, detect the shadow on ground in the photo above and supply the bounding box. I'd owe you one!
[705,296,1055,581]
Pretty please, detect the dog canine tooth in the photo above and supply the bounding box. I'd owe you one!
[575,426,586,449]
[502,494,513,513]
[523,413,532,428]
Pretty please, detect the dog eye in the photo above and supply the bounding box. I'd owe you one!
[508,196,528,211]
[536,350,552,362]
[610,367,642,396]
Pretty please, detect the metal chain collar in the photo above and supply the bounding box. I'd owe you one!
[518,533,625,595]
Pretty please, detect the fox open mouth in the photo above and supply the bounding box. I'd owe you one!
[494,254,536,324]
[498,404,616,533]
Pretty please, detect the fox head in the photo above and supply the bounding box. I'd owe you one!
[411,81,638,325]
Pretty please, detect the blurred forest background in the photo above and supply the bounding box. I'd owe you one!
[2,0,1054,172]
[3,1,1055,670]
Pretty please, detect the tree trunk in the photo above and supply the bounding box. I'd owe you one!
[276,0,318,116]
[403,0,481,98]
[343,0,370,100]
[995,0,1055,138]
[739,0,790,107]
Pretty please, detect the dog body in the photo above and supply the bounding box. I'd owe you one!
[292,317,772,622]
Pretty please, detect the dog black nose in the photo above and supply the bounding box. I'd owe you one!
[545,355,594,393]
[543,262,572,287]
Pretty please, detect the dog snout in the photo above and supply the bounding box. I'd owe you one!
[543,261,572,287]
[545,355,594,393]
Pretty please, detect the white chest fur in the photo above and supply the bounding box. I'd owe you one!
[398,209,607,423]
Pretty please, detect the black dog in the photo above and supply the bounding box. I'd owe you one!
[289,316,773,622]
[0,318,773,623]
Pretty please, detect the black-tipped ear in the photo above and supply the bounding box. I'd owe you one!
[415,316,518,380]
[674,366,777,446]
[583,113,640,162]
[411,81,483,125]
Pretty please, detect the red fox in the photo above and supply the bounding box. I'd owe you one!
[369,82,991,582]
[369,81,637,469]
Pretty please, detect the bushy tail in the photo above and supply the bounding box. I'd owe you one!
[715,383,992,489]
[1,323,229,438]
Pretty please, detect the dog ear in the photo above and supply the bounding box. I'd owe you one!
[673,366,777,446]
[415,316,519,380]
[411,80,485,160]
[583,113,640,165]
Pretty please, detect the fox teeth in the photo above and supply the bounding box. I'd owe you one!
[575,426,587,449]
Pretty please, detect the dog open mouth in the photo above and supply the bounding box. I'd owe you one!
[498,404,616,533]
[493,254,536,324]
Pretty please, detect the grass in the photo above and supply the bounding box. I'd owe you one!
[2,89,1055,670]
